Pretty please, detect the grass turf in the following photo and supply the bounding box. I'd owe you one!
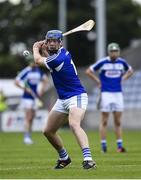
[0,130,141,179]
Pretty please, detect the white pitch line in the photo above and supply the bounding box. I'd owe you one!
[0,165,80,171]
[0,166,48,171]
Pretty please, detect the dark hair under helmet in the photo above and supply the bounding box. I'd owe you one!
[45,30,63,42]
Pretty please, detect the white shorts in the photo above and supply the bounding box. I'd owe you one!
[100,92,124,112]
[19,98,37,110]
[52,93,88,114]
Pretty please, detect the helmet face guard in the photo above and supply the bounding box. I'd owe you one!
[45,30,63,42]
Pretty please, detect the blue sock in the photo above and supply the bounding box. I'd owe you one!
[24,132,31,138]
[82,147,92,161]
[101,139,107,152]
[58,148,68,160]
[117,139,123,149]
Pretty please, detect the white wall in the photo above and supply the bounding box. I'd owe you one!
[0,79,23,97]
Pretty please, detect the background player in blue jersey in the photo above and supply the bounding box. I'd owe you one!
[15,61,48,145]
[86,43,133,153]
[32,30,96,169]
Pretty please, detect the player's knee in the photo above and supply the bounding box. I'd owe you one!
[115,121,121,127]
[42,128,52,137]
[69,121,79,131]
[101,120,108,127]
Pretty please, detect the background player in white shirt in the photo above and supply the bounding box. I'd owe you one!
[32,30,96,169]
[15,61,48,145]
[86,43,133,153]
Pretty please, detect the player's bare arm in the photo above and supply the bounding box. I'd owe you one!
[15,80,35,96]
[85,68,101,88]
[33,40,47,66]
[122,68,134,81]
[15,80,25,91]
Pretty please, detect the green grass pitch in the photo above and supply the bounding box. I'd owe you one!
[0,129,141,179]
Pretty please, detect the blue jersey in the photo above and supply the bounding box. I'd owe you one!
[44,47,86,99]
[90,56,132,92]
[16,66,46,99]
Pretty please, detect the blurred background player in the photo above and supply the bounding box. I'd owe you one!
[85,42,133,153]
[32,30,96,169]
[0,89,8,113]
[0,89,8,129]
[15,59,48,145]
